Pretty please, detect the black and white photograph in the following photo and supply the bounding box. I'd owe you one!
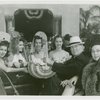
[0,0,100,97]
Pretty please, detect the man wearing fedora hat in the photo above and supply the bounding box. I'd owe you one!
[47,36,90,95]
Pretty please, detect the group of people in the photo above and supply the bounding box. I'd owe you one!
[0,31,100,96]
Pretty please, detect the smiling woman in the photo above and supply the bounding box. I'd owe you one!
[0,41,28,73]
[0,41,8,58]
[47,35,71,95]
[49,35,71,63]
[28,32,55,79]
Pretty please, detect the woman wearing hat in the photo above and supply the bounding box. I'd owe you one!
[47,36,90,95]
[82,38,100,95]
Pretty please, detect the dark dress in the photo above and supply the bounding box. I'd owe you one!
[45,50,70,95]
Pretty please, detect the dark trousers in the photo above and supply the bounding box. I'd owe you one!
[30,74,61,95]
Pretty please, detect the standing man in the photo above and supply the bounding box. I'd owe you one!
[63,34,72,55]
[47,36,90,95]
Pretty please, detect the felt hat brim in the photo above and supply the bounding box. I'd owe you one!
[67,42,84,47]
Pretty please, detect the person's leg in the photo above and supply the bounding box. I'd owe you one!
[35,78,44,95]
[62,85,75,96]
[42,75,61,95]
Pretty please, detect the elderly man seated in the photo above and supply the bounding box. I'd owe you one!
[47,36,90,96]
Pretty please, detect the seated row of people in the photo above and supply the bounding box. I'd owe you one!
[50,34,100,96]
[0,31,100,96]
[0,34,73,95]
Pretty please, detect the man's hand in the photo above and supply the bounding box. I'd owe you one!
[70,76,78,86]
[60,79,72,88]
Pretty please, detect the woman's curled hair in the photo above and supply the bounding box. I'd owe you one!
[0,41,9,57]
[33,35,43,47]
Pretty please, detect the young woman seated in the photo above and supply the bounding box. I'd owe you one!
[0,41,27,73]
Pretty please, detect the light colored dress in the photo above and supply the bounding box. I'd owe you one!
[31,51,46,65]
[49,50,71,63]
[29,51,55,79]
[11,53,27,67]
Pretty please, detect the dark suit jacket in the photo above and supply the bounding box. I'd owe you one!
[52,52,90,88]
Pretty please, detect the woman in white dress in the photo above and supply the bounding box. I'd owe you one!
[48,35,71,95]
[10,39,28,68]
[49,35,71,63]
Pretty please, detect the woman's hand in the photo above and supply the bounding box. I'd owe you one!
[23,61,28,67]
[42,64,50,70]
[47,58,54,66]
[13,62,20,68]
[6,62,13,67]
[67,55,72,61]
[64,55,72,62]
[23,67,28,73]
